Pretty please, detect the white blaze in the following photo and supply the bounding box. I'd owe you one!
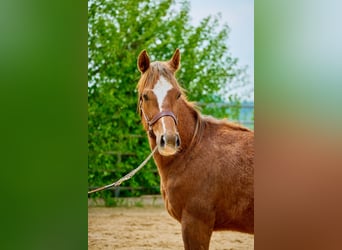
[152,76,173,133]
[153,76,173,110]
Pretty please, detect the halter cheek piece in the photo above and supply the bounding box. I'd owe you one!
[140,100,178,137]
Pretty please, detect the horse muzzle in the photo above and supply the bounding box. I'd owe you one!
[156,132,181,156]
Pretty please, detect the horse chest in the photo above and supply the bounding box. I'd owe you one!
[161,178,187,222]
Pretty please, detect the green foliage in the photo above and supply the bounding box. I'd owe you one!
[88,0,247,199]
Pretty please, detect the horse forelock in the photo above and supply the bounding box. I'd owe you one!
[137,62,183,94]
[137,61,190,114]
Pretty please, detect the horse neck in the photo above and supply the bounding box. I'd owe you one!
[177,100,201,152]
[149,99,200,173]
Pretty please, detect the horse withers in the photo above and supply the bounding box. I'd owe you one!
[137,48,254,250]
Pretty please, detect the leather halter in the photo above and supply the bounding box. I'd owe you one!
[140,100,178,137]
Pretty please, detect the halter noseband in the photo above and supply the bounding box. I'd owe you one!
[140,100,178,137]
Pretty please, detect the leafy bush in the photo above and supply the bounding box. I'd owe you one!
[88,0,248,200]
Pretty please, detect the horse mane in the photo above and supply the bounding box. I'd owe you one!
[201,115,252,132]
[185,103,252,150]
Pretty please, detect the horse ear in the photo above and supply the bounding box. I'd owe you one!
[168,48,181,72]
[137,50,150,73]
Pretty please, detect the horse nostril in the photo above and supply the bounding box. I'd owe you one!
[176,135,181,147]
[160,135,166,147]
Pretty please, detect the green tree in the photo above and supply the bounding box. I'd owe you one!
[88,0,246,200]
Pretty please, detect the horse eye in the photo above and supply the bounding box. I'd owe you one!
[176,92,181,99]
[143,94,148,101]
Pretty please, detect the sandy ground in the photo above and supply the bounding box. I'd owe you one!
[88,207,254,250]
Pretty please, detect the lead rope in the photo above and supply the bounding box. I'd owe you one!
[88,146,158,194]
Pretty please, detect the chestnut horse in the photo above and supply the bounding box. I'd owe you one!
[137,49,254,249]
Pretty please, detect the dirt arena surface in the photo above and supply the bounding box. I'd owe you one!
[88,207,254,250]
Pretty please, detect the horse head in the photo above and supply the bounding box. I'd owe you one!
[137,49,183,156]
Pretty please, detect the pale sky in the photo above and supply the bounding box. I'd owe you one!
[188,0,254,101]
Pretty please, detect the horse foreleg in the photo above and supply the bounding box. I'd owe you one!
[181,211,214,250]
